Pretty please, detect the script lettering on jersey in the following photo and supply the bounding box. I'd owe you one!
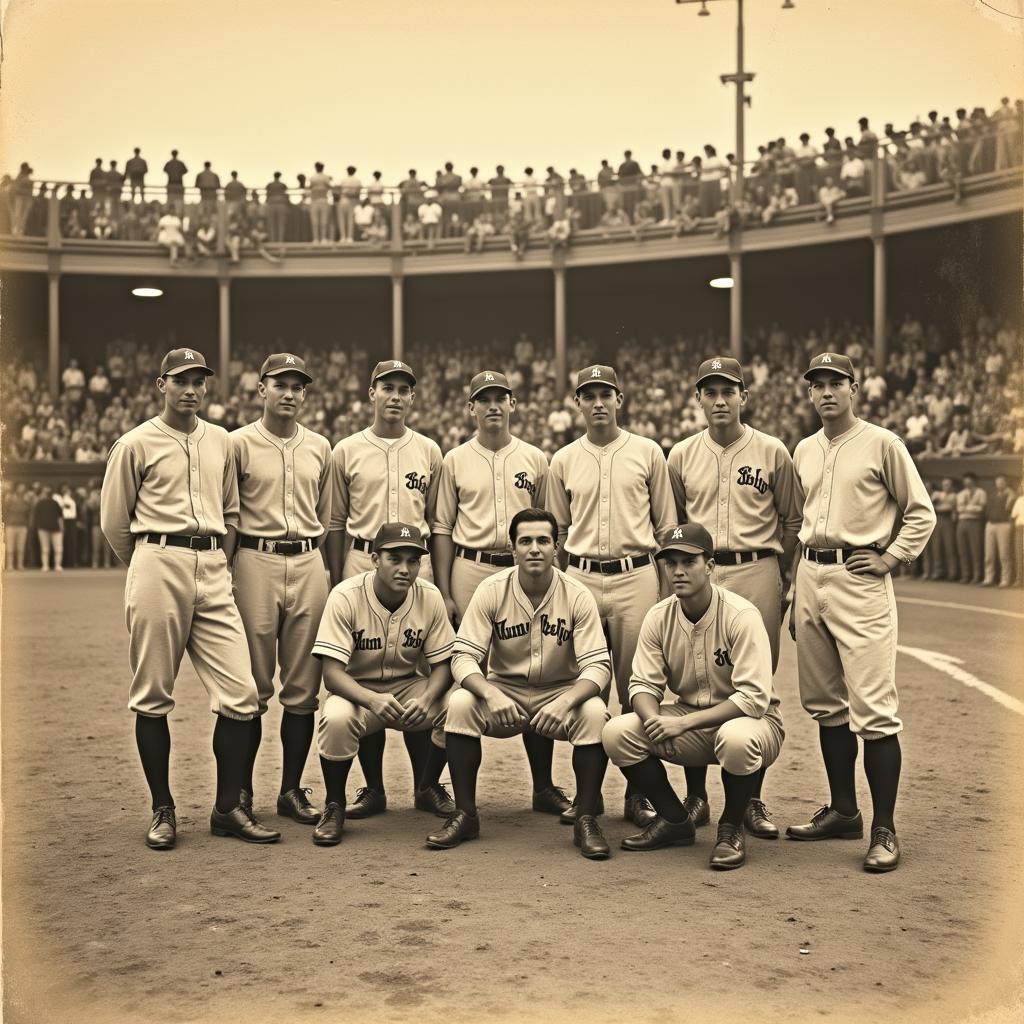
[402,628,424,649]
[514,471,536,497]
[352,629,383,651]
[405,472,428,494]
[714,647,733,667]
[736,466,769,495]
[494,618,530,640]
[540,614,572,647]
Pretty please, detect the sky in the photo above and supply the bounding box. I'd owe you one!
[0,0,1021,188]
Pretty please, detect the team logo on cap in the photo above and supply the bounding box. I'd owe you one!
[400,527,411,538]
[485,372,495,381]
[285,355,296,364]
[822,354,833,363]
[711,359,722,370]
[393,360,403,368]
[672,527,684,540]
[184,350,194,360]
[591,368,601,377]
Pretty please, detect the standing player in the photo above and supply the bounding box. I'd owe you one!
[787,352,935,872]
[230,353,332,827]
[311,522,456,845]
[667,356,801,839]
[100,348,279,849]
[427,508,612,859]
[432,371,567,816]
[547,365,676,827]
[325,360,450,820]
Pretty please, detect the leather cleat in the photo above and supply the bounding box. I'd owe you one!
[560,794,605,825]
[425,809,480,850]
[346,787,387,819]
[786,805,864,841]
[682,794,711,828]
[415,782,457,818]
[621,815,695,851]
[278,787,320,825]
[210,805,281,843]
[863,826,900,872]
[532,785,573,816]
[709,823,746,869]
[623,793,658,828]
[146,804,177,850]
[744,798,779,839]
[312,802,345,846]
[573,814,610,860]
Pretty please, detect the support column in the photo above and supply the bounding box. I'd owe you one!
[47,272,60,396]
[729,251,742,362]
[218,277,231,382]
[553,264,567,393]
[391,274,404,361]
[873,235,886,369]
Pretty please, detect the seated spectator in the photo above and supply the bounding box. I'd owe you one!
[194,218,217,257]
[599,207,630,239]
[87,365,111,406]
[818,176,845,224]
[938,142,963,202]
[403,214,424,241]
[761,182,796,224]
[897,157,927,191]
[363,208,389,247]
[63,207,88,238]
[465,212,496,253]
[354,197,376,241]
[548,211,572,251]
[941,413,989,456]
[157,205,185,264]
[246,217,282,263]
[672,194,701,235]
[632,198,657,240]
[418,193,442,249]
[226,215,243,262]
[840,149,867,196]
[91,206,115,239]
[509,210,531,259]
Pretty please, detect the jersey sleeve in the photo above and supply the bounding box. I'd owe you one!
[545,453,571,545]
[432,453,458,537]
[628,606,670,703]
[571,588,612,689]
[221,435,240,531]
[100,440,142,566]
[667,445,688,524]
[726,607,774,718]
[772,442,803,547]
[423,441,443,530]
[648,441,677,535]
[423,588,457,665]
[328,443,349,533]
[532,452,549,510]
[880,437,937,563]
[311,589,355,665]
[316,440,332,537]
[451,583,494,685]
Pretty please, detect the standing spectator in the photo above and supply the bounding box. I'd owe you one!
[417,192,442,249]
[11,163,34,235]
[195,161,221,217]
[955,472,987,584]
[223,171,246,220]
[400,169,425,218]
[938,139,964,202]
[488,165,513,221]
[4,481,31,570]
[928,477,959,581]
[335,165,361,243]
[857,116,879,160]
[367,170,386,212]
[89,158,108,211]
[163,149,188,215]
[106,161,125,219]
[85,484,112,568]
[225,215,243,263]
[794,133,819,204]
[657,148,676,222]
[1011,482,1024,587]
[291,173,312,242]
[57,484,79,568]
[62,358,86,408]
[818,176,845,225]
[436,161,462,236]
[265,171,289,244]
[125,147,148,202]
[617,150,643,221]
[983,475,1014,587]
[308,162,333,244]
[88,364,111,407]
[544,167,566,222]
[822,127,843,178]
[32,486,63,571]
[509,209,531,259]
[521,167,543,225]
[698,145,725,217]
[994,97,1021,170]
[597,158,618,214]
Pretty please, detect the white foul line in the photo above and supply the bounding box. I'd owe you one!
[896,595,1024,621]
[898,644,1024,717]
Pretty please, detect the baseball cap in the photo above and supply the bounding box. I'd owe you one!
[655,524,714,560]
[803,352,856,381]
[373,521,429,555]
[371,359,417,386]
[575,365,621,393]
[160,348,214,378]
[695,356,745,389]
[469,370,512,400]
[260,352,313,384]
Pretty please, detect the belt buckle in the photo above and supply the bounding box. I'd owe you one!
[189,536,204,550]
[264,539,278,554]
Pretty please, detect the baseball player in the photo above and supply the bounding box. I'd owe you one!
[229,353,331,827]
[325,360,450,821]
[602,524,785,870]
[667,356,801,840]
[546,364,676,828]
[310,522,456,845]
[100,347,280,849]
[786,352,935,872]
[426,508,612,859]
[432,370,567,817]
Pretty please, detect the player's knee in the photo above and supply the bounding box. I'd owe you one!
[714,719,762,775]
[443,687,482,734]
[601,712,645,765]
[571,696,610,745]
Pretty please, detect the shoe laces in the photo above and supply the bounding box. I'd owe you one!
[870,826,896,851]
[577,815,602,838]
[295,786,314,808]
[717,822,743,846]
[810,804,832,824]
[154,805,175,827]
[320,803,343,825]
[429,782,452,800]
[748,798,771,820]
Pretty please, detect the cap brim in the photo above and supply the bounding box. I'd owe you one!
[375,541,429,555]
[470,384,512,400]
[163,364,214,377]
[575,381,621,394]
[655,543,710,559]
[695,372,744,388]
[264,367,313,383]
[373,371,417,385]
[803,367,854,381]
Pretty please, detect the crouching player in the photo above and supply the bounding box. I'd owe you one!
[602,524,784,869]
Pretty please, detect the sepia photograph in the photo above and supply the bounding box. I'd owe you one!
[1,1,1022,1021]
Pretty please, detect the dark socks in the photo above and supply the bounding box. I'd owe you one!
[753,764,766,800]
[320,756,353,807]
[819,723,859,817]
[280,711,314,794]
[621,757,686,824]
[446,734,482,816]
[357,729,386,792]
[212,715,249,814]
[418,740,448,790]
[721,769,759,827]
[403,729,433,789]
[863,734,901,832]
[242,716,262,795]
[135,714,172,809]
[683,765,709,802]
[522,730,555,792]
[571,743,607,816]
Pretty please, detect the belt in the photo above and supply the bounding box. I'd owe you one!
[713,549,776,566]
[455,545,514,567]
[239,535,317,556]
[803,546,877,565]
[568,552,651,575]
[351,536,373,553]
[142,533,219,550]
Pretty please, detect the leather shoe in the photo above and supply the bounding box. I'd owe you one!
[682,794,711,827]
[560,794,605,824]
[573,814,610,859]
[239,788,253,813]
[346,787,387,819]
[532,785,572,816]
[415,782,456,817]
[312,802,345,846]
[210,805,281,843]
[621,815,695,851]
[425,810,480,849]
[146,805,176,850]
[278,787,320,825]
[744,798,779,839]
[709,822,746,869]
[786,805,864,841]
[863,826,900,872]
[623,793,658,827]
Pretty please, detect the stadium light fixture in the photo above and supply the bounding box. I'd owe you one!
[781,1,795,8]
[698,1,710,14]
[131,286,163,298]
[709,277,734,289]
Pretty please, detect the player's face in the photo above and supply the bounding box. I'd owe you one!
[807,373,857,422]
[373,548,423,591]
[661,551,713,598]
[259,372,307,419]
[158,370,208,413]
[575,385,622,428]
[697,379,747,427]
[469,388,515,431]
[513,521,557,577]
[370,375,415,424]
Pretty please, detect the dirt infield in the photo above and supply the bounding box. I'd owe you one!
[2,571,1023,1024]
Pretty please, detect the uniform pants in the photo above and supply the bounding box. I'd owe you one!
[451,557,503,619]
[955,520,984,583]
[5,525,27,569]
[567,562,659,711]
[711,556,783,672]
[233,547,329,715]
[124,542,258,720]
[37,529,63,569]
[343,544,433,583]
[929,514,958,580]
[984,522,1013,586]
